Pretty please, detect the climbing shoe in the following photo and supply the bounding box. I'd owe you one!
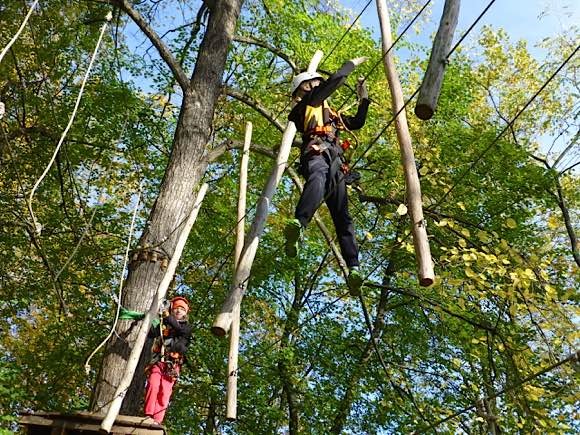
[347,267,363,296]
[284,218,302,258]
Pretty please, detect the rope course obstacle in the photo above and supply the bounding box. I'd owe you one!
[4,0,577,432]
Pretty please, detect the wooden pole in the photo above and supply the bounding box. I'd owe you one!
[226,122,252,420]
[100,183,208,433]
[375,0,434,286]
[415,0,461,120]
[212,50,324,336]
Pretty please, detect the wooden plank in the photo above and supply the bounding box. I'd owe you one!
[226,121,252,421]
[21,412,165,434]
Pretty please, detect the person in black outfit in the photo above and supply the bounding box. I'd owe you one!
[285,56,369,294]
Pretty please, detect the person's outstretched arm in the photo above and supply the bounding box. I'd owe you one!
[306,57,368,106]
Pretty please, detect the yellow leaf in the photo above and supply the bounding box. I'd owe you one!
[476,230,490,243]
[505,218,517,229]
[419,166,429,176]
[547,215,559,229]
[461,228,470,237]
[396,203,408,215]
[365,232,373,241]
[465,267,477,279]
[459,239,467,248]
[457,202,466,211]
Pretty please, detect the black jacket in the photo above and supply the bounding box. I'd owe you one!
[288,60,369,149]
[149,315,192,356]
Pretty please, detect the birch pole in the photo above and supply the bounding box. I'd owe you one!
[415,0,461,120]
[212,50,324,336]
[375,0,434,286]
[100,183,208,433]
[226,122,252,420]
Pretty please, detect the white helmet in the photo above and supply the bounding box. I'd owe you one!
[291,71,323,95]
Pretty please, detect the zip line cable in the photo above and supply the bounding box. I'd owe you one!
[320,0,373,67]
[435,42,579,206]
[27,12,113,235]
[445,0,496,62]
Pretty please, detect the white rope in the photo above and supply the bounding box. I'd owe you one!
[0,0,39,65]
[84,184,142,375]
[27,12,113,235]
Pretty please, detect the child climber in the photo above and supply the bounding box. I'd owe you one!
[285,56,369,294]
[144,296,192,424]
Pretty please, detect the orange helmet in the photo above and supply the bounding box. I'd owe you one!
[171,296,189,313]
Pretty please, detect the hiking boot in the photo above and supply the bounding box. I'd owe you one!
[284,218,303,258]
[348,267,363,296]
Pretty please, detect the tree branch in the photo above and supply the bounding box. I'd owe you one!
[555,176,580,267]
[233,34,298,73]
[112,0,191,91]
[223,86,286,132]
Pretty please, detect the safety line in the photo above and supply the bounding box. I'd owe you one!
[0,0,39,65]
[84,184,142,374]
[27,12,113,234]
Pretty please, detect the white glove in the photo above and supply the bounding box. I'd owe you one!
[356,77,368,99]
[350,56,369,67]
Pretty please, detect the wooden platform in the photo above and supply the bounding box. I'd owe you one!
[20,411,166,435]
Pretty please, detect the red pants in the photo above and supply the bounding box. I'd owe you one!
[144,362,179,423]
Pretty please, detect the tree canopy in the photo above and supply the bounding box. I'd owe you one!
[0,0,578,433]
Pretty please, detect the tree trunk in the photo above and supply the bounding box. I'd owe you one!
[277,276,305,435]
[90,0,243,414]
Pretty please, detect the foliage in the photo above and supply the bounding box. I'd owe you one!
[0,0,577,433]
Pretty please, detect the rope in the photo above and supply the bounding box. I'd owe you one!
[27,12,113,235]
[435,42,579,206]
[84,183,142,374]
[0,0,39,65]
[320,0,373,67]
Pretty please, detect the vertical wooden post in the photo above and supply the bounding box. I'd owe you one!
[375,0,434,286]
[226,122,252,420]
[415,0,461,120]
[212,50,324,336]
[100,184,208,433]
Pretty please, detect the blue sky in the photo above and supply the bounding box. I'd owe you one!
[342,0,579,59]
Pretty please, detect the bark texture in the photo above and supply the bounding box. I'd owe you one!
[91,0,244,414]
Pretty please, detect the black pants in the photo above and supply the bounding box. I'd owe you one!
[295,151,359,268]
